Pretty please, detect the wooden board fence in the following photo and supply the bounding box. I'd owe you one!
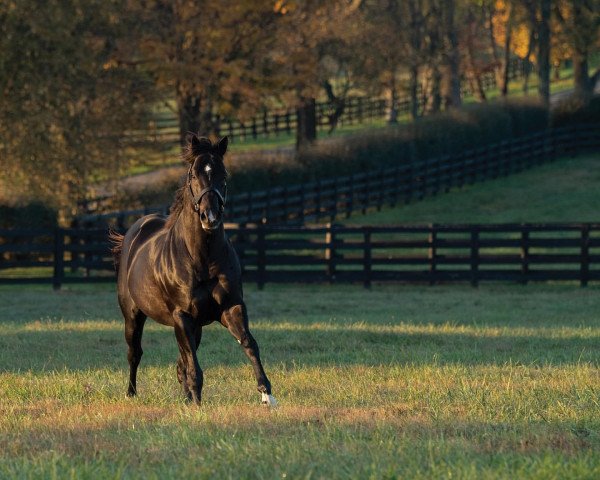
[2,223,600,289]
[77,124,600,230]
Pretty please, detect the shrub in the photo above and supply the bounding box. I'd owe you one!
[292,98,548,185]
[551,94,600,128]
[0,202,58,230]
[95,98,551,211]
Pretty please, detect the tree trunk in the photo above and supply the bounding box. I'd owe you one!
[388,73,399,124]
[522,29,535,94]
[443,0,462,108]
[537,0,551,106]
[573,52,592,100]
[465,24,486,102]
[177,92,201,148]
[296,97,317,149]
[409,64,420,120]
[430,65,443,112]
[500,4,513,97]
[322,80,346,133]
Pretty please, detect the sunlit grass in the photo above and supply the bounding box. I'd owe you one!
[1,283,599,478]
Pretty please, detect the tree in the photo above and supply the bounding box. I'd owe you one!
[0,0,153,221]
[537,0,551,105]
[441,0,463,108]
[554,0,600,100]
[271,0,360,147]
[355,0,412,122]
[128,0,278,146]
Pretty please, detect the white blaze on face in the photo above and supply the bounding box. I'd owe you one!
[204,164,212,178]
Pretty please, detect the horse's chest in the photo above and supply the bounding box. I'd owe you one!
[189,282,220,324]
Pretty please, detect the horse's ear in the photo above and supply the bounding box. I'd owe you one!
[190,135,213,155]
[217,136,228,157]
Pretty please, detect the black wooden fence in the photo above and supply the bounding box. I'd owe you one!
[77,123,600,231]
[130,60,528,145]
[2,223,599,289]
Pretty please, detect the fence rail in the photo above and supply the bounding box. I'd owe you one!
[128,59,528,145]
[2,223,600,289]
[77,123,600,231]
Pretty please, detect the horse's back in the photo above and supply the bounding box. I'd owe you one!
[116,214,169,317]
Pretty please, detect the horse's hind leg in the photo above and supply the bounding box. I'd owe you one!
[123,306,147,397]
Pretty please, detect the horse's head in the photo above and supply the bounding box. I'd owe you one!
[185,134,229,233]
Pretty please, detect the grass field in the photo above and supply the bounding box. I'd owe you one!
[1,283,599,479]
[345,153,600,225]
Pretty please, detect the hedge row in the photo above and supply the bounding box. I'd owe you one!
[0,203,57,230]
[6,95,600,227]
[226,98,549,193]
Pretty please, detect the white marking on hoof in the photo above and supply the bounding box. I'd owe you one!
[261,392,278,407]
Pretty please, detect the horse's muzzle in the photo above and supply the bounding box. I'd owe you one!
[200,209,221,232]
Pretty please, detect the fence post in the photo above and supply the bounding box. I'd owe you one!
[264,191,271,224]
[363,227,372,289]
[470,227,479,288]
[330,178,338,221]
[419,158,428,199]
[285,112,292,134]
[251,117,258,139]
[428,224,437,286]
[247,191,254,223]
[325,223,336,284]
[346,174,354,218]
[299,187,305,224]
[362,173,369,215]
[282,186,288,223]
[377,168,385,210]
[53,228,65,291]
[315,180,322,221]
[520,227,530,285]
[580,224,590,287]
[406,163,414,203]
[391,166,399,207]
[257,225,266,290]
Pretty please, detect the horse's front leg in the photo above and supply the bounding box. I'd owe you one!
[221,304,277,406]
[176,326,203,402]
[173,310,203,405]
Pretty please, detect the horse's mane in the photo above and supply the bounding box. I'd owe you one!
[164,183,186,229]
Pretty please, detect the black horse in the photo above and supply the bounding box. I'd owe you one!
[110,135,276,406]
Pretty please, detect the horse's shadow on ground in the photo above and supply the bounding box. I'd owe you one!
[1,323,597,372]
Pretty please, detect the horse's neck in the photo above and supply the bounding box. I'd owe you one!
[173,207,223,267]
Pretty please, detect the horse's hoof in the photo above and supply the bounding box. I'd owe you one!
[261,393,278,407]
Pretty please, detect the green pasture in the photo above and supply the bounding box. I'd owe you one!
[345,153,600,225]
[1,283,599,479]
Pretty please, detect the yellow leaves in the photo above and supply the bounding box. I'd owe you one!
[102,59,118,70]
[512,24,532,59]
[492,0,534,60]
[274,0,289,15]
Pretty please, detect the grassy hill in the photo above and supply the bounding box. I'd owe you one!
[344,153,600,225]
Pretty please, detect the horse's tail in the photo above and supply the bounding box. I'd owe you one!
[108,228,125,273]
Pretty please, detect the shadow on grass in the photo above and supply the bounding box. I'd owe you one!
[1,322,597,372]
